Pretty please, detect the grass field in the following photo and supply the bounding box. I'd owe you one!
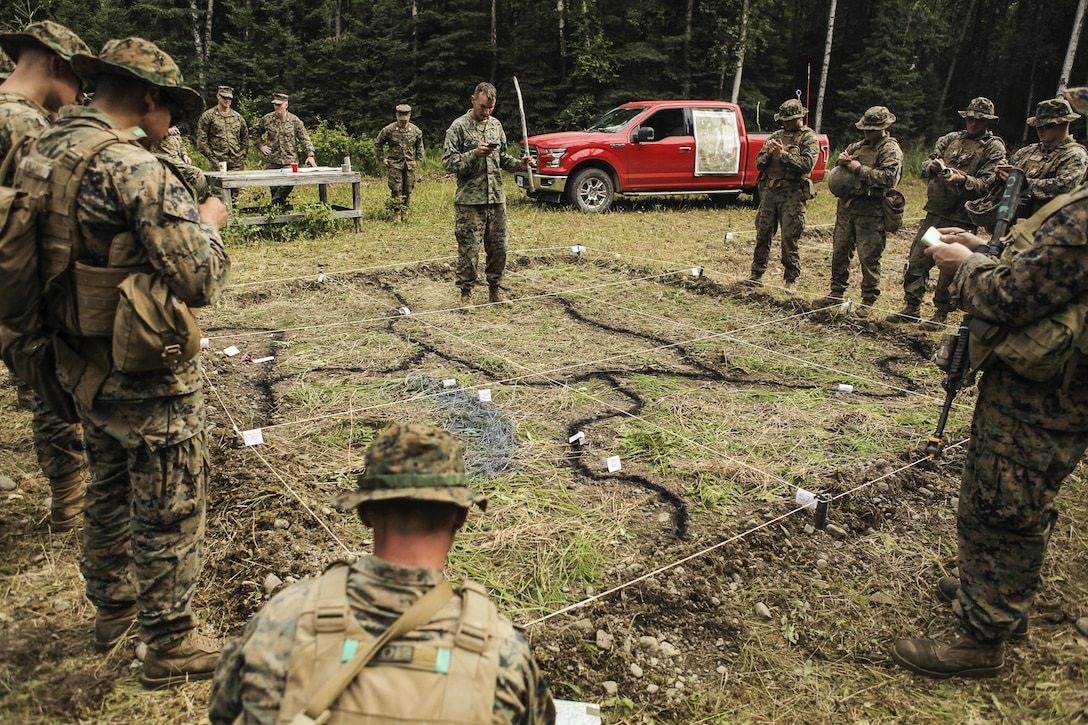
[2,168,1088,724]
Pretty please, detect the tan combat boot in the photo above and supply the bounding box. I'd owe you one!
[49,471,85,531]
[886,305,921,323]
[891,626,1004,679]
[459,288,472,310]
[855,299,878,319]
[141,630,220,689]
[919,310,949,331]
[94,604,138,651]
[488,287,512,307]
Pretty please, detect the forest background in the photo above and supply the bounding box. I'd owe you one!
[4,0,1088,168]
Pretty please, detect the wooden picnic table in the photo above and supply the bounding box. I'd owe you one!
[206,167,363,232]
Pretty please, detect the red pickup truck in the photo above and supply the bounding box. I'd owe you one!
[515,100,830,212]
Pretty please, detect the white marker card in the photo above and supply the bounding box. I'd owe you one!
[571,245,586,253]
[478,389,492,402]
[921,226,946,248]
[242,428,265,446]
[606,455,622,472]
[442,378,457,388]
[568,431,585,444]
[252,356,275,364]
[725,232,735,241]
[200,337,210,349]
[317,272,328,283]
[795,488,818,510]
[691,266,703,277]
[223,345,240,356]
[398,307,411,316]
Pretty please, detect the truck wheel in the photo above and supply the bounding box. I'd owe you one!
[568,168,614,213]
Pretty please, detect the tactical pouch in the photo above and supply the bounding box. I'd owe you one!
[0,331,79,423]
[112,272,200,372]
[72,262,132,337]
[882,189,906,232]
[804,178,817,200]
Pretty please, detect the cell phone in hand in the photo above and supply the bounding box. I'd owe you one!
[487,142,501,148]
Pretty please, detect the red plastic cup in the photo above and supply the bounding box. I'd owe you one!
[291,162,299,172]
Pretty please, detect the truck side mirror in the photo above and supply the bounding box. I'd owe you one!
[631,127,654,143]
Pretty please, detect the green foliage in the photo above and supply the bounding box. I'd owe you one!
[307,119,381,176]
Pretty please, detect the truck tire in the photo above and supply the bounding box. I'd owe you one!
[568,168,614,213]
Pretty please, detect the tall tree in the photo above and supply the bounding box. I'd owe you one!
[814,0,836,133]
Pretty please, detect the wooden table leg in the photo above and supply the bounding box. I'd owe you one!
[352,181,362,232]
[318,183,328,205]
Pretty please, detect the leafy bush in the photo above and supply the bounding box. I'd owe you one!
[308,120,382,176]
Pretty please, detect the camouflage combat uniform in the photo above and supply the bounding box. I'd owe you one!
[28,105,231,650]
[196,106,248,171]
[947,191,1088,645]
[0,90,86,523]
[751,105,819,284]
[252,107,314,205]
[156,132,189,164]
[375,120,424,212]
[208,556,556,725]
[1006,136,1088,217]
[442,111,523,294]
[902,129,1005,313]
[831,123,903,304]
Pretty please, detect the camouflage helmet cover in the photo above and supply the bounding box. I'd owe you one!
[396,103,412,114]
[0,20,90,63]
[958,97,998,120]
[774,99,807,122]
[71,38,204,123]
[1026,98,1080,127]
[272,92,288,104]
[332,423,488,511]
[855,105,896,130]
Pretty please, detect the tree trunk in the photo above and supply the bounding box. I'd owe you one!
[491,0,498,81]
[412,0,419,55]
[1058,0,1088,94]
[682,0,695,97]
[558,0,566,77]
[814,0,836,134]
[190,0,206,92]
[936,0,976,119]
[205,0,214,65]
[730,0,748,104]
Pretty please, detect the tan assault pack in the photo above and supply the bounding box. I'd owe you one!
[278,564,502,725]
[967,187,1088,383]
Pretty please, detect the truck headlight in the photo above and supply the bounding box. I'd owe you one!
[542,148,567,168]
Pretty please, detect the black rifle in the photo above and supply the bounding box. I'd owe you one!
[924,168,1026,458]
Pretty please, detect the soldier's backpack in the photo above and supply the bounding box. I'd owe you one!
[277,563,502,725]
[966,187,1088,384]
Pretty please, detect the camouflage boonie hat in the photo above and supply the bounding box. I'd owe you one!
[1062,87,1088,117]
[217,85,234,98]
[332,423,488,511]
[0,51,13,81]
[958,97,998,120]
[71,38,204,123]
[1027,97,1080,127]
[855,105,896,130]
[774,99,807,122]
[272,92,288,104]
[396,103,412,114]
[0,20,90,63]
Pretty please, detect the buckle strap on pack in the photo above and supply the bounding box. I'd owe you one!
[453,580,491,654]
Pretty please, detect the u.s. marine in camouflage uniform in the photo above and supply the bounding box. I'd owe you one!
[22,37,231,687]
[999,98,1088,218]
[0,20,90,530]
[889,97,1006,329]
[208,423,556,724]
[826,105,903,316]
[748,98,819,288]
[252,92,315,206]
[891,88,1088,679]
[441,82,534,308]
[196,85,248,172]
[375,103,425,217]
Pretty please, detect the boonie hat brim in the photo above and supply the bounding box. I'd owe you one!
[71,53,204,124]
[333,484,488,512]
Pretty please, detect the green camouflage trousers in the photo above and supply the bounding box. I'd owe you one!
[264,161,294,205]
[955,394,1088,643]
[78,391,208,649]
[831,196,886,301]
[902,212,976,312]
[455,203,508,290]
[387,165,417,211]
[752,185,807,281]
[16,378,84,480]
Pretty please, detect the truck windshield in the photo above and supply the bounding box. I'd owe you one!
[585,106,646,133]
